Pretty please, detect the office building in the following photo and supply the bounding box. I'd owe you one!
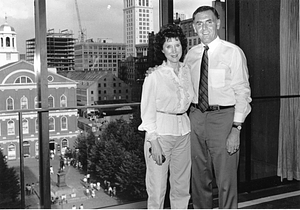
[123,0,154,57]
[26,29,75,71]
[74,40,126,75]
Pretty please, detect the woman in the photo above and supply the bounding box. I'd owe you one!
[138,24,194,209]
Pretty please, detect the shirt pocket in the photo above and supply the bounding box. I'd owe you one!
[209,68,226,88]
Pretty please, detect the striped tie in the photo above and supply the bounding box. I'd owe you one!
[198,45,209,112]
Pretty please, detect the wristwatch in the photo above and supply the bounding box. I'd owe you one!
[232,124,242,131]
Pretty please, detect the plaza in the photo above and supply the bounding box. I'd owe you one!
[8,155,124,209]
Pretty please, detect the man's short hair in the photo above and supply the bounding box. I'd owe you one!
[192,6,220,20]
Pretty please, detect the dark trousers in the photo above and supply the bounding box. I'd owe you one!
[189,106,239,209]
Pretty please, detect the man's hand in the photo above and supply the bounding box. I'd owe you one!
[145,65,158,77]
[226,128,240,155]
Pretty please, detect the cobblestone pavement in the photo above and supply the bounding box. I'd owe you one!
[7,156,122,209]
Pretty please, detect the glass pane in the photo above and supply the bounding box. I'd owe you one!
[3,0,285,209]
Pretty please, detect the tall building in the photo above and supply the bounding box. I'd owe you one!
[74,39,126,76]
[0,18,18,67]
[0,60,78,159]
[123,0,154,57]
[26,29,75,71]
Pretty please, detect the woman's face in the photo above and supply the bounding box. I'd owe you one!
[162,37,182,65]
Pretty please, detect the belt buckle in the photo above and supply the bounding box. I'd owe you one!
[209,105,220,111]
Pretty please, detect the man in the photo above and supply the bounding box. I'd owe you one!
[185,6,251,209]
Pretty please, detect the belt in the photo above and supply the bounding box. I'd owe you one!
[157,110,186,115]
[191,103,234,111]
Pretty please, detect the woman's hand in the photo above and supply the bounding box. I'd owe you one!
[149,139,165,165]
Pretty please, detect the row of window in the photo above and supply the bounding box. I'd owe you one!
[6,95,67,110]
[3,139,69,160]
[0,37,15,48]
[93,89,129,94]
[5,116,68,136]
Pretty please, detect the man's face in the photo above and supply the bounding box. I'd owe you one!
[193,10,220,45]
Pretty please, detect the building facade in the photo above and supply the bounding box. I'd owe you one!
[74,40,126,75]
[123,0,154,57]
[179,18,201,50]
[26,29,75,71]
[0,18,19,67]
[0,60,78,160]
[60,71,132,107]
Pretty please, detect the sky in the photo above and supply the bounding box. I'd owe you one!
[0,0,212,54]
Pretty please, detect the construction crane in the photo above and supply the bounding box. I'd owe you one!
[75,0,85,42]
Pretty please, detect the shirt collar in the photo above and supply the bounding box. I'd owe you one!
[201,36,220,53]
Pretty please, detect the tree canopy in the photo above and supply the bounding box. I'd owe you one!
[75,109,147,200]
[0,150,21,209]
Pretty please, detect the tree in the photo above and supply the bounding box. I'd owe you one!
[115,151,147,199]
[89,109,147,199]
[74,130,96,171]
[0,150,21,208]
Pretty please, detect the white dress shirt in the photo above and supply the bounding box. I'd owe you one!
[185,36,252,123]
[138,61,194,141]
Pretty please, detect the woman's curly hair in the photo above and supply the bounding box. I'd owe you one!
[154,24,187,65]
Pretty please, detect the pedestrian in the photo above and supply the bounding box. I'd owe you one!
[185,6,252,209]
[31,183,35,195]
[25,184,30,195]
[91,189,95,198]
[138,23,193,209]
[108,186,113,197]
[113,186,116,197]
[86,173,90,183]
[79,203,84,209]
[50,166,54,175]
[85,188,90,197]
[27,184,32,195]
[72,204,76,209]
[96,182,101,191]
[104,180,107,191]
[83,176,87,184]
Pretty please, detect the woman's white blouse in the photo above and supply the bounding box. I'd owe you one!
[138,61,194,140]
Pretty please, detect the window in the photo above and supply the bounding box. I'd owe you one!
[60,95,67,107]
[14,76,33,84]
[34,97,38,108]
[23,119,29,134]
[6,97,14,110]
[7,120,15,135]
[61,139,68,150]
[49,117,55,131]
[6,37,10,47]
[35,118,39,133]
[48,95,54,108]
[20,96,28,109]
[61,116,67,130]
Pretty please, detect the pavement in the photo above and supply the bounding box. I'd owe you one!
[7,155,122,209]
